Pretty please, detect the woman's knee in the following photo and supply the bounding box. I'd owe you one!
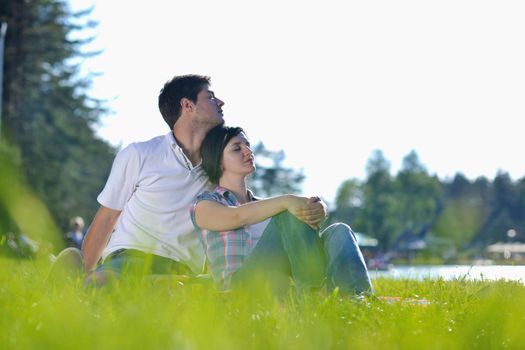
[322,223,361,249]
[322,222,352,238]
[326,222,351,232]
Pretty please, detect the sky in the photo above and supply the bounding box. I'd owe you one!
[68,0,525,204]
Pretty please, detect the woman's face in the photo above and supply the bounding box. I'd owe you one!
[221,133,255,178]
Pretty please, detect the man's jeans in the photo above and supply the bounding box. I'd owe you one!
[232,212,373,295]
[96,249,192,275]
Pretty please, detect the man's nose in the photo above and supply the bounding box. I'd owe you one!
[215,97,225,107]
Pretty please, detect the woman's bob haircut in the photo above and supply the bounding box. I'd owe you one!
[201,125,245,184]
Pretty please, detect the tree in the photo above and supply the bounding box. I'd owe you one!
[394,151,442,234]
[1,0,115,232]
[330,148,524,254]
[249,142,305,197]
[448,173,471,197]
[329,178,363,226]
[515,177,525,240]
[361,150,397,249]
[431,174,479,248]
[475,172,522,244]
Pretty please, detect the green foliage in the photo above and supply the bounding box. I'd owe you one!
[0,143,20,234]
[250,142,305,197]
[360,150,397,248]
[479,172,525,243]
[394,151,442,233]
[440,172,525,248]
[329,179,363,227]
[1,258,525,349]
[0,141,62,253]
[335,179,362,210]
[332,151,525,254]
[1,0,115,231]
[433,198,484,247]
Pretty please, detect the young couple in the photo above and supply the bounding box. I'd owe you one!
[55,74,372,295]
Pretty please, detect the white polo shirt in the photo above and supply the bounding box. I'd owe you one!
[98,132,212,273]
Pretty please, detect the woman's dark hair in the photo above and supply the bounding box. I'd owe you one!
[201,125,245,184]
[158,74,211,129]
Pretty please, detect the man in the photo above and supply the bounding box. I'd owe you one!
[53,74,326,284]
[82,75,224,281]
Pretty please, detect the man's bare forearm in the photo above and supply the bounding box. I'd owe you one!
[81,206,121,272]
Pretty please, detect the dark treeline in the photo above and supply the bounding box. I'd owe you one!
[0,0,115,235]
[329,150,525,253]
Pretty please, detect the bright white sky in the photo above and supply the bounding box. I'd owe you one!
[68,0,524,204]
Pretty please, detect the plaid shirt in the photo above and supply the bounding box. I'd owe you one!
[190,186,266,289]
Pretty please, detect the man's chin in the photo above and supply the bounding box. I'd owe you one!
[204,119,224,131]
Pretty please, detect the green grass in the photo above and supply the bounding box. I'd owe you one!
[1,257,524,350]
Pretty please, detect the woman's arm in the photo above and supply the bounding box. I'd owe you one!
[194,195,310,231]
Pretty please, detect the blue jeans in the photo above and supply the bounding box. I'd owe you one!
[231,212,373,295]
[96,249,192,275]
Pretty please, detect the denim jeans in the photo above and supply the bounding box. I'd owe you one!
[96,249,192,275]
[231,212,373,295]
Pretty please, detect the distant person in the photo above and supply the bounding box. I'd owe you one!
[64,216,85,249]
[191,125,373,295]
[5,232,39,258]
[50,74,327,285]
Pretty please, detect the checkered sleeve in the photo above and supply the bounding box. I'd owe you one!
[190,191,224,232]
[189,190,250,289]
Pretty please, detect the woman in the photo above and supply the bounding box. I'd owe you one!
[191,125,373,295]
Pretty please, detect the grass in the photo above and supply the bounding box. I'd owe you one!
[1,256,524,350]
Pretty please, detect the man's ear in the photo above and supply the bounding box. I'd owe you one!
[180,98,194,112]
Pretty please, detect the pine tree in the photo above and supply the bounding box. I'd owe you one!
[250,142,305,197]
[0,0,115,232]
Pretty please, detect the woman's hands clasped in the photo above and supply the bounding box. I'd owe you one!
[284,195,328,230]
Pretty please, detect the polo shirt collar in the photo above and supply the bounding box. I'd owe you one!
[166,131,179,148]
[166,132,202,168]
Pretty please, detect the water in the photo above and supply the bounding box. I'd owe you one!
[369,265,525,284]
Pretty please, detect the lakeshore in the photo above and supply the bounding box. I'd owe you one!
[369,264,525,284]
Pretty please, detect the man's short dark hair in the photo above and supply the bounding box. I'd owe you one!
[201,125,245,184]
[158,74,211,129]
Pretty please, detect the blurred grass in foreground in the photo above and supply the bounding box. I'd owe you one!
[0,142,63,255]
[1,256,524,350]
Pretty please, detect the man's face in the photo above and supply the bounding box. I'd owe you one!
[194,86,225,127]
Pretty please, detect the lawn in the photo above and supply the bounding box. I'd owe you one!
[1,256,524,349]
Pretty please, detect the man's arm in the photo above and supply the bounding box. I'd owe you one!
[81,205,121,272]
